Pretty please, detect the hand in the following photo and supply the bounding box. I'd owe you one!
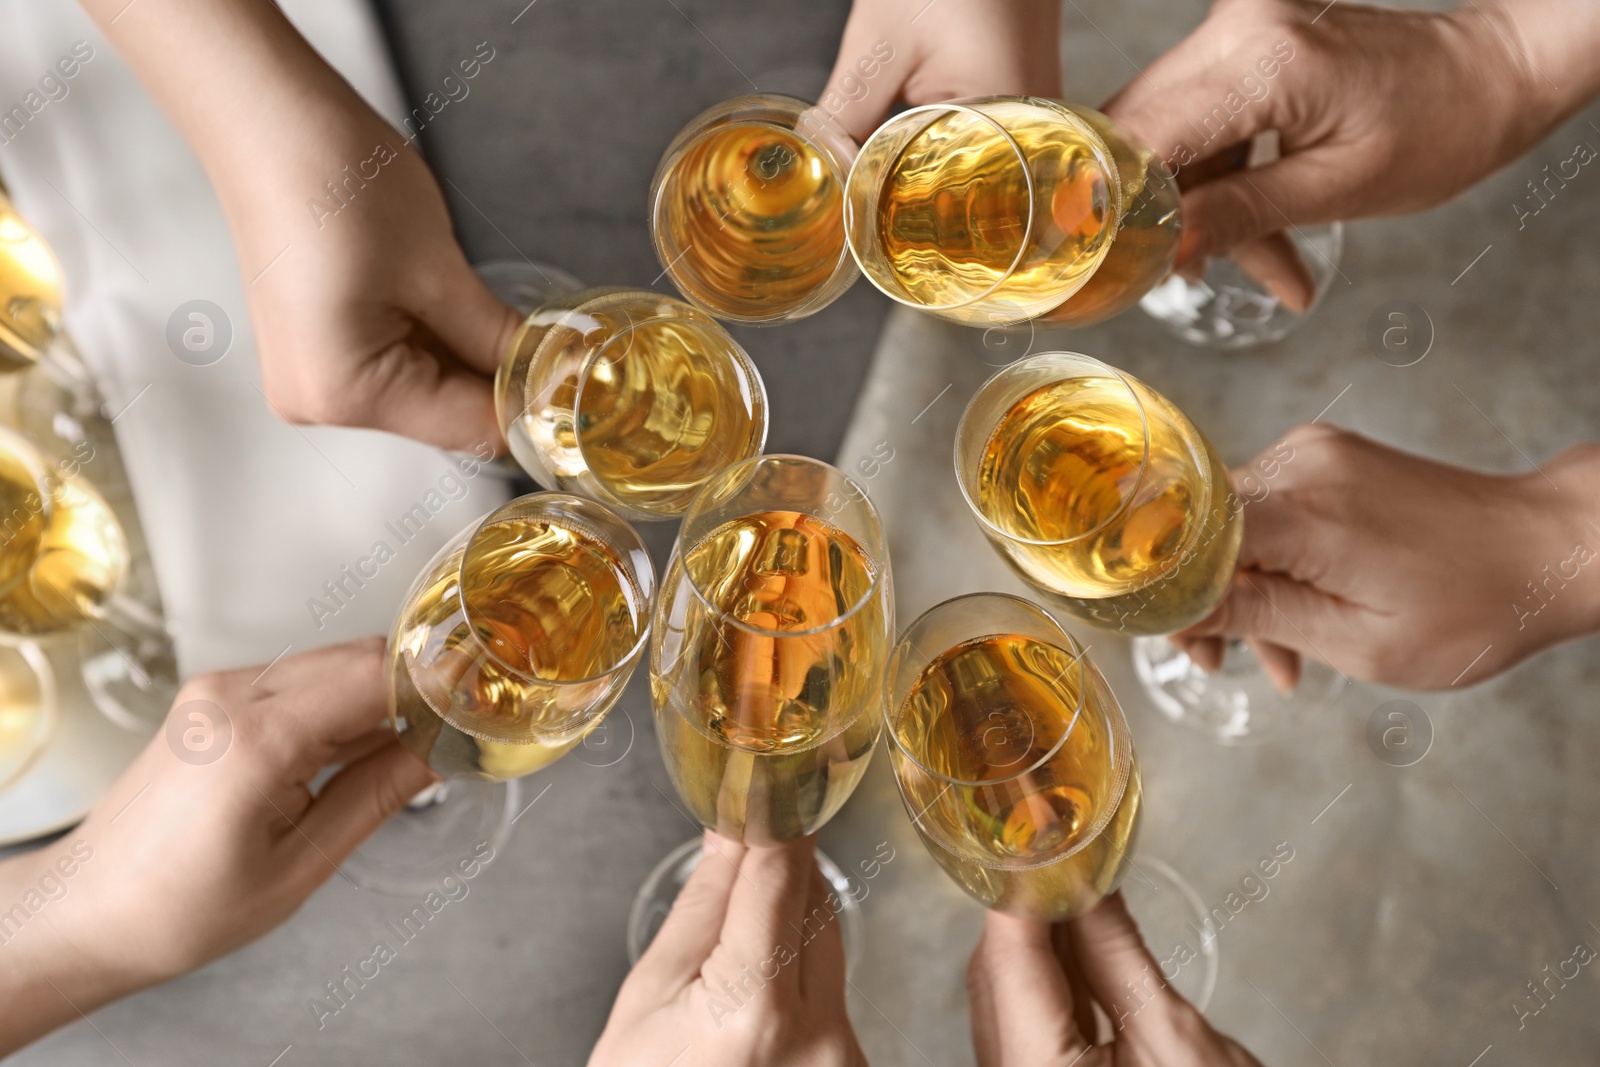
[80,0,521,451]
[967,893,1262,1066]
[1175,424,1600,690]
[1103,0,1600,277]
[590,833,866,1067]
[822,0,1062,142]
[0,637,437,1055]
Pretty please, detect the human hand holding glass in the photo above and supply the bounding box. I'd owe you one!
[593,833,866,1067]
[967,893,1263,1066]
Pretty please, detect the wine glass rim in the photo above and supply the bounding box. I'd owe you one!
[649,98,859,324]
[883,592,1099,786]
[845,100,1039,315]
[455,491,657,686]
[570,305,770,517]
[953,351,1154,548]
[676,453,888,639]
[0,640,56,791]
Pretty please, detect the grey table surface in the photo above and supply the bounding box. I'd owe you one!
[11,0,1600,1064]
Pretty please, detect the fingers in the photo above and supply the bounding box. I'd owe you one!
[1223,231,1315,312]
[1174,151,1334,265]
[967,912,1091,1067]
[251,637,392,747]
[719,835,819,997]
[413,252,524,378]
[1177,569,1339,675]
[1105,63,1287,184]
[296,738,438,866]
[1066,891,1201,1042]
[635,831,746,987]
[822,9,909,142]
[1248,638,1302,693]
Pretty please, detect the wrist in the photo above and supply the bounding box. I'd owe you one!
[1512,446,1600,646]
[1448,1,1600,142]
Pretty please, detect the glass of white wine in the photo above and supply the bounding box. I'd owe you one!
[955,352,1331,741]
[627,454,892,965]
[0,426,175,730]
[844,96,1339,343]
[494,288,768,521]
[887,592,1140,920]
[343,491,655,895]
[0,642,55,793]
[651,93,859,323]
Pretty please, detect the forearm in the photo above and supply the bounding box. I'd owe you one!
[1518,443,1600,647]
[77,0,390,237]
[0,847,150,1056]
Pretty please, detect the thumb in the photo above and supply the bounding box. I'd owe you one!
[821,12,909,142]
[297,740,439,866]
[967,912,1091,1067]
[631,831,746,987]
[1066,891,1202,1043]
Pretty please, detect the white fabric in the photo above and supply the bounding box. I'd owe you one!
[0,0,511,674]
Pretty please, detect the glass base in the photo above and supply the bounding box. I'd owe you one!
[78,618,178,733]
[341,777,520,896]
[1116,855,1218,1012]
[475,260,584,316]
[627,838,864,975]
[1132,636,1341,743]
[1139,223,1342,349]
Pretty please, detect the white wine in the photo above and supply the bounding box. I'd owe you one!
[1042,107,1181,326]
[872,98,1116,318]
[495,290,764,517]
[0,194,64,372]
[0,432,127,636]
[892,632,1140,921]
[652,510,887,843]
[655,122,846,320]
[973,374,1240,635]
[392,514,647,780]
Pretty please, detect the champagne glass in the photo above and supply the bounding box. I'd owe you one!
[342,491,656,895]
[0,426,176,731]
[651,93,859,323]
[843,96,1339,342]
[955,352,1331,741]
[494,288,768,520]
[0,642,55,793]
[885,592,1219,1006]
[628,454,892,965]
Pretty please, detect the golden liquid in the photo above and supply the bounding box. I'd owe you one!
[497,291,763,516]
[974,376,1241,635]
[391,516,645,781]
[893,633,1140,921]
[0,436,127,635]
[656,123,846,319]
[652,510,887,843]
[0,646,50,790]
[1042,108,1181,326]
[877,100,1115,316]
[0,194,64,372]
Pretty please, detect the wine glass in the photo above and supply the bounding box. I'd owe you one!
[0,642,55,793]
[342,491,656,895]
[0,426,176,731]
[885,592,1219,1006]
[843,96,1339,342]
[494,288,768,521]
[651,93,858,323]
[627,454,892,966]
[954,351,1333,741]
